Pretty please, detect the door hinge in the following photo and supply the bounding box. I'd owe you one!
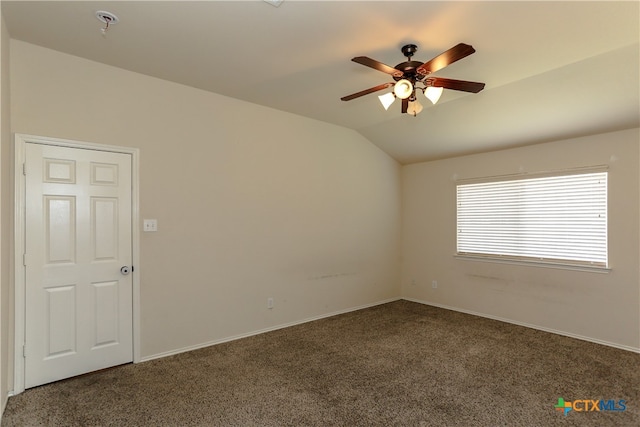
[23,253,27,266]
[22,345,26,358]
[23,163,26,175]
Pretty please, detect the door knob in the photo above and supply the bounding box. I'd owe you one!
[120,266,132,275]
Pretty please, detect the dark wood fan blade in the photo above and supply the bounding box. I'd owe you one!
[352,57,404,78]
[341,82,394,101]
[401,98,408,113]
[416,43,476,76]
[427,77,485,93]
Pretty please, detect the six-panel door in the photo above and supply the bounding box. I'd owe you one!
[25,143,133,388]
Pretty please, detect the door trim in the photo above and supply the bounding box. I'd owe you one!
[13,133,141,395]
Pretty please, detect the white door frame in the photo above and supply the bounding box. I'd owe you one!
[13,133,141,395]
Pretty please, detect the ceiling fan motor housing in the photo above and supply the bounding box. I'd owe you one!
[394,45,426,82]
[392,61,426,82]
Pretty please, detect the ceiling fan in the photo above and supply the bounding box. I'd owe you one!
[341,43,485,116]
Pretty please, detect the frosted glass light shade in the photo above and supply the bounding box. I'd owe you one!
[407,100,423,116]
[393,79,413,99]
[425,86,444,104]
[378,92,396,110]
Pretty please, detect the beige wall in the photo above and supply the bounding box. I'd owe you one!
[5,36,638,406]
[401,128,640,350]
[10,41,401,361]
[0,11,11,413]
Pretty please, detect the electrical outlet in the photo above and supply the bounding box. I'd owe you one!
[411,279,417,286]
[267,297,274,309]
[432,280,438,289]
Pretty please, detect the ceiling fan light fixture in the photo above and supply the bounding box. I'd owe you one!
[407,99,423,117]
[393,79,413,99]
[378,92,396,110]
[424,86,444,104]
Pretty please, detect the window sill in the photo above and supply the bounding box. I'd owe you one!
[454,254,611,273]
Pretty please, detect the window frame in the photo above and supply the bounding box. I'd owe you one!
[455,167,610,273]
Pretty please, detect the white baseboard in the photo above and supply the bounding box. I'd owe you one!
[141,297,402,363]
[403,297,640,354]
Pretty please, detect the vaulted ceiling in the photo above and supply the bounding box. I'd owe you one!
[3,1,639,164]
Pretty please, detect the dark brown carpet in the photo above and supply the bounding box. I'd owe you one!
[2,300,638,426]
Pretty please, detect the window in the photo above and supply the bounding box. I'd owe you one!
[456,171,607,268]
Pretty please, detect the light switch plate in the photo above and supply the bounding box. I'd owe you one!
[143,219,158,232]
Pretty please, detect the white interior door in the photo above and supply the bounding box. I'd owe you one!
[24,142,133,388]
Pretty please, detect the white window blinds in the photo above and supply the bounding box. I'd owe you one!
[456,171,607,267]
